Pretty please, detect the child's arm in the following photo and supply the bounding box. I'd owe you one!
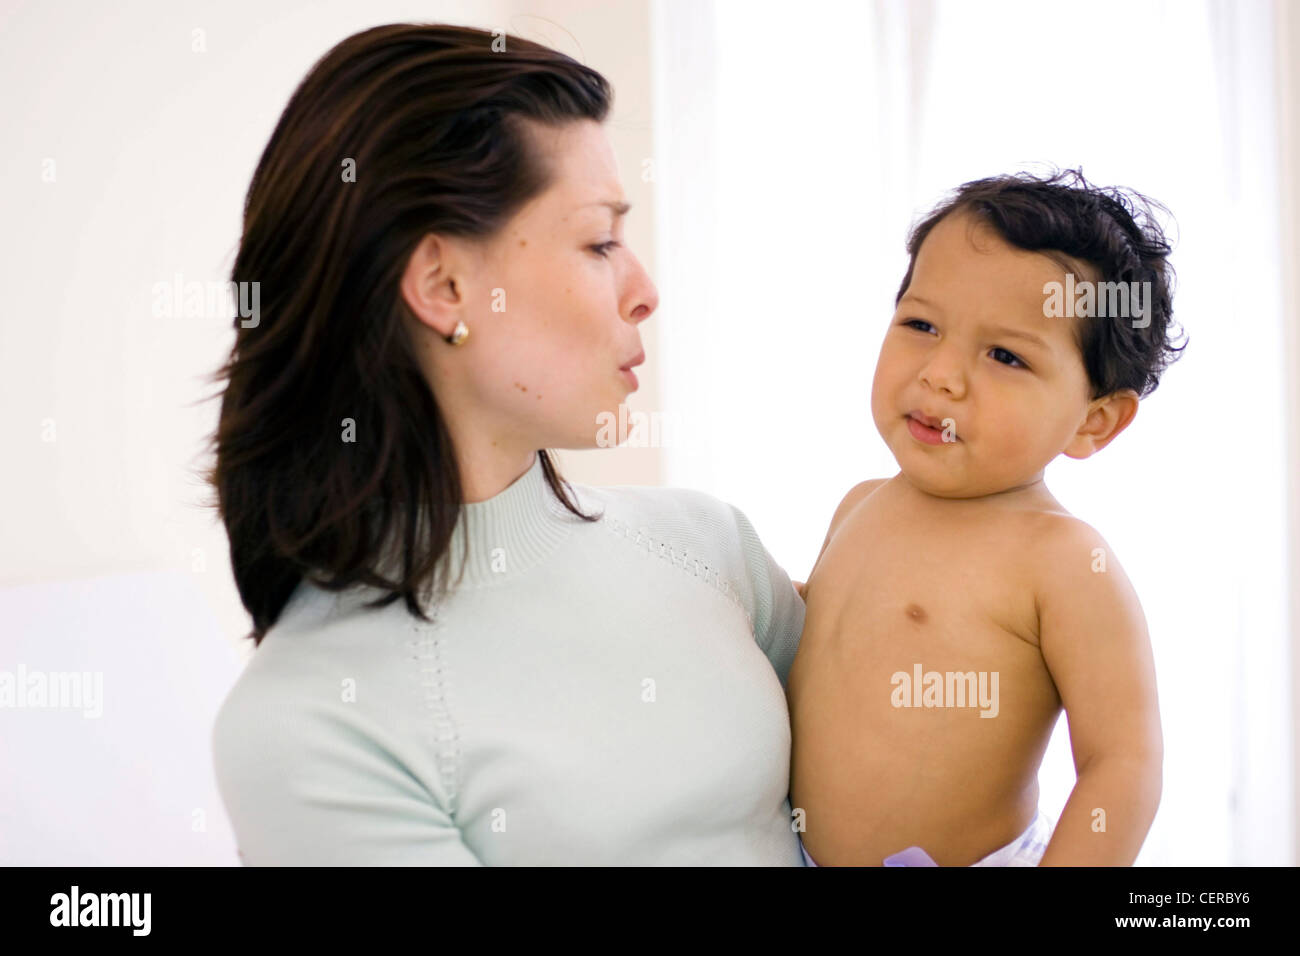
[1035,519,1163,866]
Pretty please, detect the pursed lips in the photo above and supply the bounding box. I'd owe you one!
[905,409,961,441]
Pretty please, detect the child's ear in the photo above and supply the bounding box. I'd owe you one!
[1062,389,1139,460]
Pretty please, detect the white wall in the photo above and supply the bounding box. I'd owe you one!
[653,0,1298,864]
[1275,0,1300,868]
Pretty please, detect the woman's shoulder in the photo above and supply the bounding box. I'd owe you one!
[574,479,756,557]
[573,477,803,679]
[573,478,783,613]
[211,582,398,737]
[575,477,742,527]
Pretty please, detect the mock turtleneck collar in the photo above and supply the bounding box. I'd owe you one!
[439,451,585,589]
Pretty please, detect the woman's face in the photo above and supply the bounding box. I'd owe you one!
[404,119,658,454]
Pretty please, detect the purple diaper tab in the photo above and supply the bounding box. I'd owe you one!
[882,846,939,866]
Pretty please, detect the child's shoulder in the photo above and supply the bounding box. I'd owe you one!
[830,477,889,524]
[1018,503,1110,551]
[828,475,896,538]
[808,477,891,576]
[1014,505,1130,591]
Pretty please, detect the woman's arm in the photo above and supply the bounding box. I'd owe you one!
[729,505,806,689]
[212,683,482,866]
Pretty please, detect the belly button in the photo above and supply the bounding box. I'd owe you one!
[904,602,927,623]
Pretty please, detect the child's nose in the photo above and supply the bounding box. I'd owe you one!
[918,349,966,397]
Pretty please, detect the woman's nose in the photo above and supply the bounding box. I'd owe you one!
[624,252,658,324]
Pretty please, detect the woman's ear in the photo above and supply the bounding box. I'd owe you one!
[400,233,470,340]
[1062,389,1140,460]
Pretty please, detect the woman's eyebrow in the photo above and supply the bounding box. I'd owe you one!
[580,199,632,217]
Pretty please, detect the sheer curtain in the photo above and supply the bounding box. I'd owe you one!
[651,0,1293,864]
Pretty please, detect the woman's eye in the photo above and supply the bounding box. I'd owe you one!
[902,318,935,333]
[990,346,1027,368]
[589,240,622,258]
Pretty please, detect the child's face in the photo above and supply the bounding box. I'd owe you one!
[871,210,1098,498]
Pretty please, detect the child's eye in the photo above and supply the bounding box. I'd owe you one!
[990,346,1027,368]
[901,318,936,333]
[589,240,622,258]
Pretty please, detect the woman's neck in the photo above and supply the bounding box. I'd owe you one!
[456,442,540,503]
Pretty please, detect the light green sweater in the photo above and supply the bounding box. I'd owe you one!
[212,451,807,865]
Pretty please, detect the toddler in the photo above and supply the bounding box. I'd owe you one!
[788,170,1183,866]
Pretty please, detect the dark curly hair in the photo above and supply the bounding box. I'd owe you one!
[896,169,1186,399]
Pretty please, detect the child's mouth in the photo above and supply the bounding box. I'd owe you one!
[905,413,956,446]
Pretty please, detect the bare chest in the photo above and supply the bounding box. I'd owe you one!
[802,499,1042,668]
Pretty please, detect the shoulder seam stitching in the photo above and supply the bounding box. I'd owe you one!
[599,511,755,634]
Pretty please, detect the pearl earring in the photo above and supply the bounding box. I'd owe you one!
[445,320,469,346]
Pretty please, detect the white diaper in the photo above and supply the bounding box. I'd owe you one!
[969,807,1055,866]
[800,808,1056,867]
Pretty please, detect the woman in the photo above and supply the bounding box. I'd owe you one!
[209,23,806,865]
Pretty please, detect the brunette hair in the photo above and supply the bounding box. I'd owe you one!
[897,169,1186,399]
[206,23,609,645]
